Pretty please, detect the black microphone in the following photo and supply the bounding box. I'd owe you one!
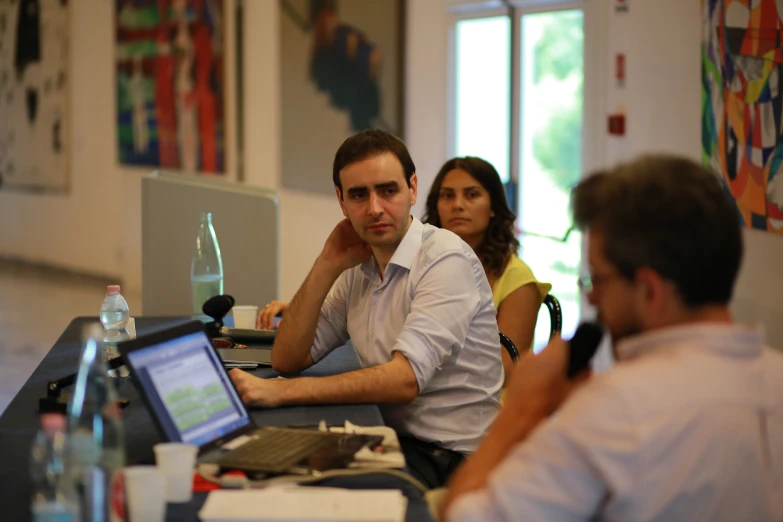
[202,294,235,338]
[202,294,235,323]
[566,322,604,378]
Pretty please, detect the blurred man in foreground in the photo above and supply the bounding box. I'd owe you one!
[444,155,783,522]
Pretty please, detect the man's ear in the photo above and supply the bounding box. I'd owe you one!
[335,186,348,217]
[635,266,665,315]
[409,173,418,206]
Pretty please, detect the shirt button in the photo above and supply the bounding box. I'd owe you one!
[370,329,375,335]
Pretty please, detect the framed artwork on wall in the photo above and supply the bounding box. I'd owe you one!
[702,0,783,234]
[115,0,240,178]
[280,0,405,195]
[0,0,70,194]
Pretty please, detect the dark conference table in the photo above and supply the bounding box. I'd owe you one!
[0,317,433,522]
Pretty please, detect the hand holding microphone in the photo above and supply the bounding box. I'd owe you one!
[504,322,604,417]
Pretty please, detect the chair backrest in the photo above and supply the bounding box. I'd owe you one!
[500,293,564,363]
[499,332,519,362]
[543,294,563,338]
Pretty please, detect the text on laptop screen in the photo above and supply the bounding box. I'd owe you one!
[125,331,250,447]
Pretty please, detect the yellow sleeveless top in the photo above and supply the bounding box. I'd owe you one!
[492,254,551,309]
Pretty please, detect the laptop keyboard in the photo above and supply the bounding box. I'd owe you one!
[218,428,340,472]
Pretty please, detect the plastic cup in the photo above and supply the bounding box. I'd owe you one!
[232,305,259,329]
[124,466,166,522]
[153,442,198,502]
[125,317,136,338]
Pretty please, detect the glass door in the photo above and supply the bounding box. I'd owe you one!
[515,6,584,349]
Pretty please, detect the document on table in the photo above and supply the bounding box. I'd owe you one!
[198,487,407,522]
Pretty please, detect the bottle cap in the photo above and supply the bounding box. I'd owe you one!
[107,285,121,295]
[40,413,66,436]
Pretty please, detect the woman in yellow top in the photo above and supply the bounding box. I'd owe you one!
[423,156,551,385]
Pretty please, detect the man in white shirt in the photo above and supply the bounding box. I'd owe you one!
[444,155,783,521]
[230,129,502,488]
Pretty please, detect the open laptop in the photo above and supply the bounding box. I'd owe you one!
[119,321,382,475]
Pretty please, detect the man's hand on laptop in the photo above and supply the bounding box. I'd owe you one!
[229,368,286,408]
[317,218,373,274]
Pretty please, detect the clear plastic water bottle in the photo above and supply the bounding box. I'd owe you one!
[30,414,80,522]
[99,286,129,331]
[67,324,126,522]
[99,285,130,378]
[191,212,224,314]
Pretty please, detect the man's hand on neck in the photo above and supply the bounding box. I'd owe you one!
[318,218,373,275]
[271,219,370,374]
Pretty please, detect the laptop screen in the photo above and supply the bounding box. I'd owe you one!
[125,329,251,447]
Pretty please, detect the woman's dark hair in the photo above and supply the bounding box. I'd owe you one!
[423,157,519,277]
[571,154,743,307]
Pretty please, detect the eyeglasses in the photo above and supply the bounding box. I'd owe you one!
[577,272,624,293]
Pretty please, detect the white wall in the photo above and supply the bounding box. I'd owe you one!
[405,0,451,218]
[603,0,701,160]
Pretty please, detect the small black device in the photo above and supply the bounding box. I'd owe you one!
[217,347,273,366]
[565,322,604,378]
[218,326,277,345]
[39,356,131,413]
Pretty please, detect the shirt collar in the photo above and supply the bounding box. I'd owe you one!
[615,322,766,362]
[359,216,422,280]
[388,216,423,270]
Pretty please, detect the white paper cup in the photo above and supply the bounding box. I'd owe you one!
[153,442,198,502]
[232,305,259,329]
[124,466,166,522]
[125,317,136,338]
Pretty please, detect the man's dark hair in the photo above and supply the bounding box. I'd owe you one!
[423,156,519,277]
[571,154,743,307]
[332,129,416,197]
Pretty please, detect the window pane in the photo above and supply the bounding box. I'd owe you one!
[454,17,511,182]
[516,9,584,348]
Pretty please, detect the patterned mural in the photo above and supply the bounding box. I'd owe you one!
[702,0,783,233]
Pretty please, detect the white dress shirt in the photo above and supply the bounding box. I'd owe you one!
[310,217,503,454]
[449,323,783,522]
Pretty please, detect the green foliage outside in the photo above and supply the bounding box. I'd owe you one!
[531,11,584,193]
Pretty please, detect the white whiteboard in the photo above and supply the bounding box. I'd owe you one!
[142,171,280,316]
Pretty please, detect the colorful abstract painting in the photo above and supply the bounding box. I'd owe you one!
[702,0,783,233]
[116,0,226,174]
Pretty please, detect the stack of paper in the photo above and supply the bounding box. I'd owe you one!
[198,487,408,522]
